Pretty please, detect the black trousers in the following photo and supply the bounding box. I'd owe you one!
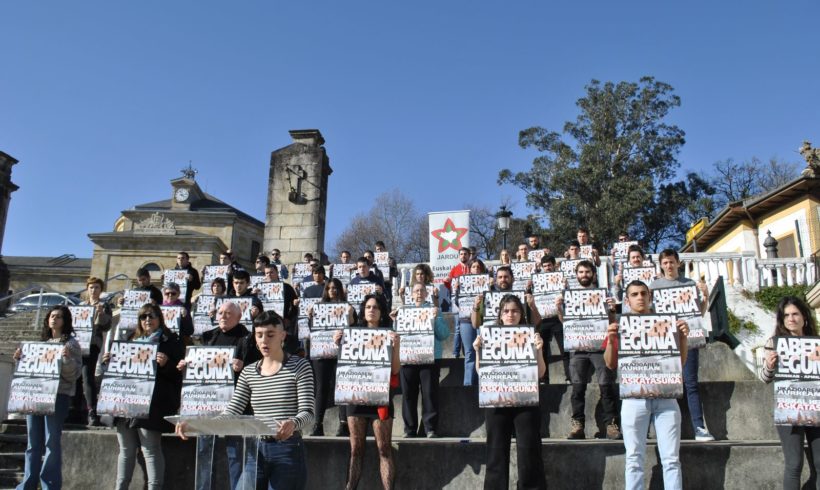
[484,406,546,490]
[311,358,345,425]
[569,351,618,424]
[399,363,440,434]
[538,318,569,383]
[82,344,101,413]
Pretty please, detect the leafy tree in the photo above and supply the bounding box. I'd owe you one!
[499,76,697,250]
[332,190,427,263]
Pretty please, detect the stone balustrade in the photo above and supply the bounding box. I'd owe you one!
[394,251,816,293]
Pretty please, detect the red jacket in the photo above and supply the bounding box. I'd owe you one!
[444,262,470,291]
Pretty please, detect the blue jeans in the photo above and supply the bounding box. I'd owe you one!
[115,422,164,490]
[459,321,478,386]
[621,398,682,490]
[683,347,705,429]
[452,322,463,357]
[243,437,307,490]
[225,436,244,490]
[18,394,69,490]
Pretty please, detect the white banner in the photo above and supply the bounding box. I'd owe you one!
[428,210,470,284]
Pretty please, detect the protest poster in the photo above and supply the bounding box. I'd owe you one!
[395,306,437,364]
[160,305,185,334]
[559,259,582,289]
[122,289,152,309]
[335,327,393,406]
[612,241,640,260]
[249,274,265,290]
[579,245,595,260]
[622,266,657,287]
[652,285,707,349]
[256,282,285,317]
[347,283,378,310]
[202,265,230,290]
[455,274,491,321]
[428,210,470,284]
[527,249,545,263]
[180,346,235,416]
[773,336,820,426]
[68,305,95,355]
[482,291,527,326]
[215,297,253,323]
[97,341,158,418]
[531,272,565,318]
[510,261,538,291]
[298,297,320,341]
[332,263,356,287]
[163,269,188,299]
[7,342,62,415]
[402,284,437,306]
[374,252,390,271]
[562,288,610,351]
[310,303,349,359]
[192,295,216,337]
[478,325,539,407]
[292,263,312,284]
[618,314,683,398]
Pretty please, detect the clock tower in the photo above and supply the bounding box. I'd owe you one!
[170,164,204,211]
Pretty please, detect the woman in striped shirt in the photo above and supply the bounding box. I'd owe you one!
[178,310,315,490]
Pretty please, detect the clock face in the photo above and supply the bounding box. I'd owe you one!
[175,188,190,202]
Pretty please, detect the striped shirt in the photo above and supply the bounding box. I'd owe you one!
[224,355,315,432]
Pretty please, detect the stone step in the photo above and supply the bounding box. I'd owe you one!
[56,431,802,489]
[312,379,776,441]
[0,453,24,472]
[0,469,22,488]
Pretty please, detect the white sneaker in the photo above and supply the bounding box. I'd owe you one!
[694,426,714,441]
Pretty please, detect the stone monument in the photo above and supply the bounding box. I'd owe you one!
[0,152,19,300]
[264,130,333,265]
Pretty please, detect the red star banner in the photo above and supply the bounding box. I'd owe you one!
[428,210,470,283]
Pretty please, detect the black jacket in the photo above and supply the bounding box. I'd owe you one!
[128,329,185,433]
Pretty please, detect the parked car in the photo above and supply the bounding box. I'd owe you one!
[9,293,81,313]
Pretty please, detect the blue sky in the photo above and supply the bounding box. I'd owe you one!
[1,0,818,258]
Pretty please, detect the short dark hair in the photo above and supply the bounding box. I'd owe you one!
[568,240,581,248]
[312,264,326,276]
[177,251,190,259]
[627,245,645,258]
[136,267,150,278]
[495,265,512,278]
[625,280,649,296]
[658,249,680,262]
[577,226,590,234]
[540,255,556,266]
[341,250,351,256]
[303,252,314,260]
[256,255,270,266]
[459,247,470,254]
[253,310,285,330]
[575,260,596,274]
[233,269,251,282]
[375,240,386,248]
[356,256,369,266]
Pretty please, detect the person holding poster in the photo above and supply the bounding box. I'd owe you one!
[603,280,689,490]
[759,296,820,490]
[13,305,82,490]
[399,263,440,308]
[534,255,570,384]
[335,294,400,490]
[161,282,194,342]
[611,244,647,311]
[79,276,112,427]
[118,268,163,307]
[472,294,547,490]
[651,248,713,442]
[174,251,202,309]
[392,282,450,438]
[556,260,620,440]
[453,259,491,386]
[471,267,541,329]
[575,227,601,267]
[308,278,355,437]
[104,303,184,490]
[177,311,315,490]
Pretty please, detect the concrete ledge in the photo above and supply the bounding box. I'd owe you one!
[58,431,806,489]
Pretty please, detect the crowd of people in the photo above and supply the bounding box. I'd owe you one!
[10,232,820,490]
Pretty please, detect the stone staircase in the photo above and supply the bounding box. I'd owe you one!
[0,310,43,357]
[0,422,27,489]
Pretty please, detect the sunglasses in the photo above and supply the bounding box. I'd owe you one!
[163,291,179,296]
[139,313,159,321]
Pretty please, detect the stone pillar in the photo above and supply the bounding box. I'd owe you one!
[263,130,333,265]
[0,152,19,306]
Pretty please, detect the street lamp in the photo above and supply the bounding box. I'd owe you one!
[496,205,513,251]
